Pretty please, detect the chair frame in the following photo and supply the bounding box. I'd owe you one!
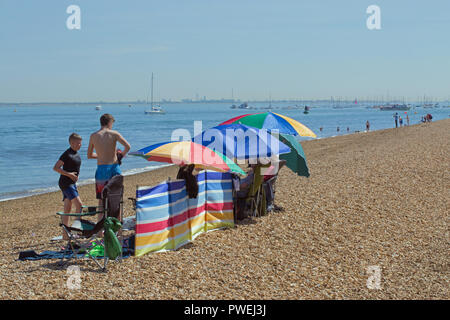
[57,207,106,270]
[56,177,125,272]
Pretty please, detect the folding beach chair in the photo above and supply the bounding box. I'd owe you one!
[247,164,267,218]
[232,166,265,219]
[262,160,286,212]
[233,171,253,221]
[56,175,124,272]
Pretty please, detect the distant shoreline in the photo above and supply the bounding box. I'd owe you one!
[3,100,450,106]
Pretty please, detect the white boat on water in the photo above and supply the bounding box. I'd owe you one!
[145,105,166,114]
[145,73,166,115]
[95,105,102,110]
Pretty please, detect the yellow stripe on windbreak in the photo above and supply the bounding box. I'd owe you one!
[136,219,192,247]
[189,212,206,230]
[136,229,171,247]
[273,113,317,137]
[172,220,190,239]
[206,210,234,222]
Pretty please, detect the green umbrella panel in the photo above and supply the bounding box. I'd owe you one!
[277,133,310,178]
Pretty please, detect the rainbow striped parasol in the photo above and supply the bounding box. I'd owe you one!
[219,112,316,138]
[129,141,245,175]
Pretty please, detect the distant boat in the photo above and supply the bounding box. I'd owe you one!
[145,105,166,114]
[95,105,102,110]
[379,104,410,111]
[303,106,310,114]
[237,102,249,109]
[145,73,166,115]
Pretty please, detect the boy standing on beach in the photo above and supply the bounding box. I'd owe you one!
[53,133,83,240]
[87,114,130,218]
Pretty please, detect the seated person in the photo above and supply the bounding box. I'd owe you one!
[236,169,254,198]
[177,164,199,198]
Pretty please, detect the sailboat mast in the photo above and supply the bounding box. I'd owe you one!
[151,72,154,108]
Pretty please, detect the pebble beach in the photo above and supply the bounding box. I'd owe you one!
[0,119,448,300]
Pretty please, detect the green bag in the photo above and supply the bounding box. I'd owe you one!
[104,217,122,260]
[86,242,104,258]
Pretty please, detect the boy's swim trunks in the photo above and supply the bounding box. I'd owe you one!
[95,164,122,199]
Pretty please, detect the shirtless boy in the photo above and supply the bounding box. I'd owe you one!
[87,114,131,216]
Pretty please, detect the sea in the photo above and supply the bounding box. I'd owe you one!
[0,102,448,201]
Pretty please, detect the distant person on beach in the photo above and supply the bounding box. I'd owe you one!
[347,127,350,133]
[394,113,399,128]
[337,127,340,132]
[399,116,403,127]
[406,114,410,126]
[319,127,323,132]
[88,114,131,215]
[366,120,370,131]
[53,133,83,240]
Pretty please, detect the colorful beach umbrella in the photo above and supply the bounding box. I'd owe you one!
[192,124,291,161]
[278,133,310,177]
[219,112,317,138]
[129,141,245,175]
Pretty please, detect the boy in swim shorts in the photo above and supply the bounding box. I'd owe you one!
[53,133,83,240]
[88,114,130,227]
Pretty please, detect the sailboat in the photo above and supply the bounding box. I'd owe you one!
[145,73,165,114]
[303,105,310,114]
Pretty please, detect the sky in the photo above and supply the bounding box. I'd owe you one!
[0,0,449,102]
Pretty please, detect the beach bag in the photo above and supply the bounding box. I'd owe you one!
[104,217,122,260]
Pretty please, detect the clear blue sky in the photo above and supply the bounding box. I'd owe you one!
[1,0,449,102]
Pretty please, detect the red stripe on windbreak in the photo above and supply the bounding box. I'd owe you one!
[206,202,233,211]
[136,204,207,234]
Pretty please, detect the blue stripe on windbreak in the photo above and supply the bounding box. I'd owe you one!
[137,188,186,208]
[187,193,206,209]
[137,195,208,224]
[136,183,169,198]
[136,206,170,223]
[206,181,232,191]
[137,195,188,222]
[205,171,232,180]
[207,190,233,203]
[137,185,208,212]
[196,171,206,183]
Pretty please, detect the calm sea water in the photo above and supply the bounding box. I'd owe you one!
[0,102,448,201]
